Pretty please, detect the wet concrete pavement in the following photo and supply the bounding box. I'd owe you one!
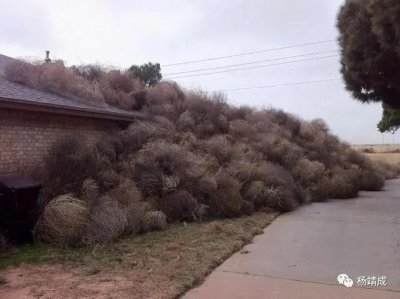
[183,179,400,298]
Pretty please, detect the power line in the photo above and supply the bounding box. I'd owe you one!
[220,78,341,92]
[163,49,338,76]
[162,39,336,67]
[165,54,339,79]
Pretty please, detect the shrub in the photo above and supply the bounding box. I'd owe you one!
[141,211,167,232]
[157,190,201,221]
[95,136,123,165]
[34,194,89,245]
[311,166,361,201]
[251,161,295,190]
[119,121,175,154]
[327,167,360,199]
[194,174,218,197]
[293,158,325,185]
[96,169,121,191]
[226,160,256,184]
[0,232,8,253]
[264,186,299,212]
[31,72,400,245]
[131,141,192,196]
[39,135,101,201]
[208,171,243,217]
[241,200,255,215]
[224,105,253,121]
[294,184,312,204]
[205,135,232,165]
[372,160,399,179]
[359,170,385,191]
[83,197,128,244]
[346,148,369,167]
[5,60,105,106]
[107,179,142,207]
[141,82,185,120]
[179,132,200,151]
[177,111,196,131]
[80,178,99,206]
[229,119,255,138]
[312,176,333,201]
[5,60,141,110]
[106,180,146,234]
[242,180,267,208]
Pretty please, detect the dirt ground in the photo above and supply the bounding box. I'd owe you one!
[0,212,277,299]
[0,264,156,299]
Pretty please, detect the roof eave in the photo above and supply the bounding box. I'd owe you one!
[0,97,147,122]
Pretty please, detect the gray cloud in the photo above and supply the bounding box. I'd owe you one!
[0,1,53,49]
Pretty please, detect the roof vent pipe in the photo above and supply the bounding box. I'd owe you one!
[45,51,51,63]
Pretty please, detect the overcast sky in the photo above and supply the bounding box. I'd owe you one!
[0,0,396,144]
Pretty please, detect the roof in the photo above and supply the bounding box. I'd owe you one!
[0,54,145,122]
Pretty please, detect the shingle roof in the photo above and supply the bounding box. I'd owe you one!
[0,54,145,121]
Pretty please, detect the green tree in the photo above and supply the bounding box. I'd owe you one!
[337,0,400,132]
[378,105,400,133]
[129,62,162,87]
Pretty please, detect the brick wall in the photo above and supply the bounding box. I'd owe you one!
[0,109,120,174]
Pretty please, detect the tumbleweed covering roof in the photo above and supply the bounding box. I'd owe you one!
[0,53,145,122]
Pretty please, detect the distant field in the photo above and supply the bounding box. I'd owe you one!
[352,144,400,153]
[353,144,400,165]
[364,153,400,165]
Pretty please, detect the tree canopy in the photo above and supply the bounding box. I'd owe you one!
[337,0,400,132]
[129,62,162,87]
[378,105,400,133]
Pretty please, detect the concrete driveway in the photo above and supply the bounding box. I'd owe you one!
[183,179,400,299]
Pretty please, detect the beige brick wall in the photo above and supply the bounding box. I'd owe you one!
[0,109,119,174]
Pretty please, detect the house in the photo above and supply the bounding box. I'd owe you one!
[0,53,145,174]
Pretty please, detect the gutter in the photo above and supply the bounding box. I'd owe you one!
[0,96,148,122]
